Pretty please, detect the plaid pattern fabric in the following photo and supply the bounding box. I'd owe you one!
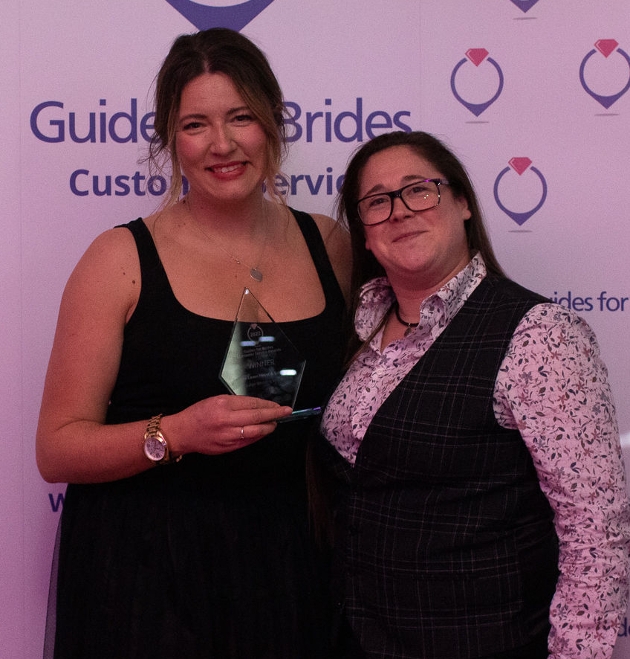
[325,278,558,659]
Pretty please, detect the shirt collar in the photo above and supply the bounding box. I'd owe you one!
[355,253,487,341]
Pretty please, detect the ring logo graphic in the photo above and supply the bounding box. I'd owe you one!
[579,39,630,110]
[451,49,504,117]
[493,157,548,226]
[508,0,540,12]
[165,0,275,32]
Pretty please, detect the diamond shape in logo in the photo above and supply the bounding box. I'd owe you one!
[595,39,619,58]
[165,0,275,32]
[508,157,532,175]
[466,49,489,67]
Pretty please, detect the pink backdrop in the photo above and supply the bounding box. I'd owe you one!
[2,1,629,656]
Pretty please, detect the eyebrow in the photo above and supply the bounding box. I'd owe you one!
[361,174,431,197]
[227,105,252,117]
[178,113,206,124]
[178,105,252,124]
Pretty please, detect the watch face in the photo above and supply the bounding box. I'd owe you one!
[144,435,166,461]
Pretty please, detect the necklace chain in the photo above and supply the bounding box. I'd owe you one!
[393,302,419,337]
[184,197,268,283]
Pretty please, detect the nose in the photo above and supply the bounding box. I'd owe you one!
[209,124,235,155]
[389,194,413,221]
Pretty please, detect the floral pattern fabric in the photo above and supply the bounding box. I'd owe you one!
[321,253,630,659]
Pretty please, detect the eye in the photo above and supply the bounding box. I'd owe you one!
[180,120,205,133]
[232,112,255,125]
[366,195,388,209]
[405,181,435,201]
[408,182,431,195]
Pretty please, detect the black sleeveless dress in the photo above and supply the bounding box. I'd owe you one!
[47,211,346,659]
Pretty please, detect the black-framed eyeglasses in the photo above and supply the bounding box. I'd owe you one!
[356,178,450,226]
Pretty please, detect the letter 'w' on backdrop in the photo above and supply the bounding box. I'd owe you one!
[2,1,630,657]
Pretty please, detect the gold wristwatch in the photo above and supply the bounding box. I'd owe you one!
[143,414,181,464]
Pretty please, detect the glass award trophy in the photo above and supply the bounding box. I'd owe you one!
[220,289,318,420]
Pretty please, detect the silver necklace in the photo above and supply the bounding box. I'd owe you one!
[185,197,267,283]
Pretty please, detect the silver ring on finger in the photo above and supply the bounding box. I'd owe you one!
[240,426,245,440]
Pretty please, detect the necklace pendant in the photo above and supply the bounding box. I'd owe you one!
[393,303,419,336]
[250,267,263,283]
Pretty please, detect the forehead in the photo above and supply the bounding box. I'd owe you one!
[359,145,441,193]
[178,72,245,113]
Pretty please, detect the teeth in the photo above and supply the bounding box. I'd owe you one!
[214,164,241,173]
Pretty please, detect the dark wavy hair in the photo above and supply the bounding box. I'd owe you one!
[149,28,287,206]
[336,131,506,299]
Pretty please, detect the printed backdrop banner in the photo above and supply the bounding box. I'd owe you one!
[2,1,629,657]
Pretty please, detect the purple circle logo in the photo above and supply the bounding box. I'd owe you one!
[579,39,630,110]
[493,157,548,226]
[165,0,275,31]
[450,49,504,117]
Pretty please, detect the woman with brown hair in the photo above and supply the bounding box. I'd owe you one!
[37,28,350,658]
[319,131,629,659]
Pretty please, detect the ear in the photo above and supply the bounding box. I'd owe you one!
[457,195,472,221]
[364,233,373,252]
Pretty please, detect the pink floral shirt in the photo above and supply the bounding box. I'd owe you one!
[321,254,630,659]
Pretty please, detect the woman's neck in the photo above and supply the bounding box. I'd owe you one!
[184,190,269,237]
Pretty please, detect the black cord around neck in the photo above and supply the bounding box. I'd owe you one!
[393,302,419,335]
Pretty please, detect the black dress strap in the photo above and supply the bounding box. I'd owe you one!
[289,208,345,312]
[118,217,171,294]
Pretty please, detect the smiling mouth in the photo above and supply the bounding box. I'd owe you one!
[393,230,424,242]
[208,163,245,174]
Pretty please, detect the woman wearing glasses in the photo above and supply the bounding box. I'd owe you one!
[318,131,629,658]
